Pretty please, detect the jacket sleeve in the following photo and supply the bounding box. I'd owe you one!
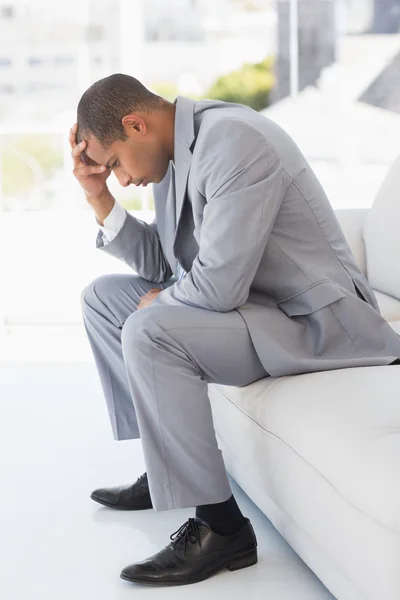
[96,199,127,244]
[96,210,173,283]
[151,119,288,312]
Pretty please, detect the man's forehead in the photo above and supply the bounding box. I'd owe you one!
[84,137,110,165]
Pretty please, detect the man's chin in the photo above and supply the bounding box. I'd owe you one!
[156,167,171,184]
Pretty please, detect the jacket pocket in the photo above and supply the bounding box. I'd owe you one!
[277,280,346,317]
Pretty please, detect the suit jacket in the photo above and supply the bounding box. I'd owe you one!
[97,96,400,377]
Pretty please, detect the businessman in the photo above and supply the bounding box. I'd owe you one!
[74,73,400,586]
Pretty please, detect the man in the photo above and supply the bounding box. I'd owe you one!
[74,73,400,586]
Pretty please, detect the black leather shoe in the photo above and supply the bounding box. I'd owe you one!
[90,472,153,510]
[120,516,257,586]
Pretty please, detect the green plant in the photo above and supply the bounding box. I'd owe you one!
[120,195,155,211]
[0,134,63,198]
[150,81,205,103]
[150,82,180,102]
[206,56,275,111]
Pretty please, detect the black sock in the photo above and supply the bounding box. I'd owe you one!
[195,494,246,536]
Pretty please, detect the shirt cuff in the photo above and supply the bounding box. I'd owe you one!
[96,201,127,244]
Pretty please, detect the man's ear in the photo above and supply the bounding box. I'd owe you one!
[121,114,147,136]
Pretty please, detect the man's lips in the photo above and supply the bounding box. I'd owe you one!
[134,179,148,187]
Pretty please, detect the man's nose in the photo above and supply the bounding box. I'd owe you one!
[116,171,130,187]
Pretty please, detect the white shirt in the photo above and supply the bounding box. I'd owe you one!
[96,200,127,243]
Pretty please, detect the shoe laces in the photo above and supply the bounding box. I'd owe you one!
[136,473,147,486]
[170,518,202,553]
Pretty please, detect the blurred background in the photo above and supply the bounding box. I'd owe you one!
[0,0,399,359]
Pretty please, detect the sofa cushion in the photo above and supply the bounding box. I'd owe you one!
[390,320,400,335]
[334,208,368,276]
[375,290,400,323]
[209,365,400,599]
[363,155,400,300]
[212,367,400,535]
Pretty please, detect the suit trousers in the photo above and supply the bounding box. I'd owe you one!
[81,273,269,511]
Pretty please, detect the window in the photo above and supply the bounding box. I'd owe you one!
[0,83,14,93]
[25,82,63,92]
[85,25,105,42]
[0,5,15,19]
[28,57,46,67]
[53,56,74,66]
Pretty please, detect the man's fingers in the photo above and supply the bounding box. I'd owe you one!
[71,140,89,168]
[71,141,85,157]
[140,289,162,303]
[73,164,107,179]
[69,123,89,167]
[69,123,78,150]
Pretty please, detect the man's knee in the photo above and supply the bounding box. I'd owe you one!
[122,308,151,348]
[121,305,170,355]
[81,273,143,314]
[81,274,112,313]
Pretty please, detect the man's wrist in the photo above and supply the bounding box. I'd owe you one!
[86,188,114,205]
[87,190,115,226]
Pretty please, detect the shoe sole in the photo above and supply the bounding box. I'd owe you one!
[120,547,258,585]
[90,493,153,511]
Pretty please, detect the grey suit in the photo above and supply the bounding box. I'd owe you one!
[81,96,400,511]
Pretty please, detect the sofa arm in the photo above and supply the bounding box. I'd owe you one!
[334,208,368,277]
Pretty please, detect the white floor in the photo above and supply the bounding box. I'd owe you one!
[0,332,336,600]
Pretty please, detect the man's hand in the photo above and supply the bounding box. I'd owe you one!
[70,123,112,198]
[69,122,115,224]
[137,289,164,310]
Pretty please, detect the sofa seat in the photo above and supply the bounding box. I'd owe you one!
[390,320,400,335]
[208,363,400,600]
[375,290,400,323]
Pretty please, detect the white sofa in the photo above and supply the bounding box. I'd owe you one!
[209,156,400,600]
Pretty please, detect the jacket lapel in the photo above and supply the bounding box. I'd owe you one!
[163,163,178,275]
[172,96,196,252]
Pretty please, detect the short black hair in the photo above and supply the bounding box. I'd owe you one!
[77,73,165,149]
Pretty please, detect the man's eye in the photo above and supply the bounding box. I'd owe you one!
[112,160,119,169]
